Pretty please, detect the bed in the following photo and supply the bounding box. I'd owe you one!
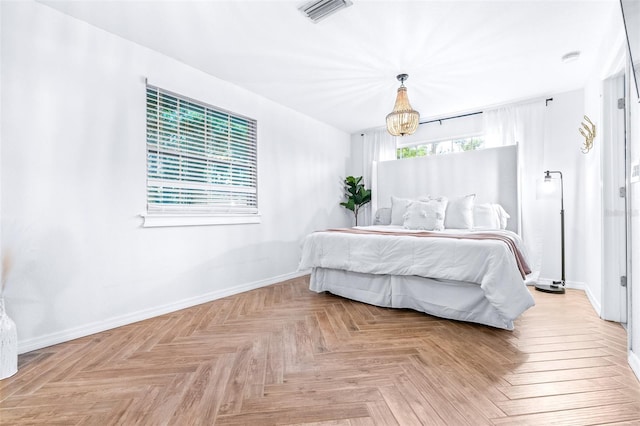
[299,145,536,330]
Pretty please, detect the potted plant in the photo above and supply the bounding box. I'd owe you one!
[340,176,371,226]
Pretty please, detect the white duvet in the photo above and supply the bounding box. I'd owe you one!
[299,225,535,323]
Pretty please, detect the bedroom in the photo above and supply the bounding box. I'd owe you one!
[1,0,639,424]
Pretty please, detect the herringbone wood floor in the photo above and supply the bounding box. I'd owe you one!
[1,276,639,425]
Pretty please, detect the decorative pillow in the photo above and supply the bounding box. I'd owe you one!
[473,203,501,229]
[374,207,392,225]
[390,196,413,226]
[402,199,447,231]
[443,194,476,229]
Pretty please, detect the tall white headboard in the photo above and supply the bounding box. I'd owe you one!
[372,145,520,233]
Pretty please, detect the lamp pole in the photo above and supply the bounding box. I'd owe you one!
[535,170,566,294]
[556,171,565,286]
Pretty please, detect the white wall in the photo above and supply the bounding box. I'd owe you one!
[0,0,3,298]
[1,1,351,353]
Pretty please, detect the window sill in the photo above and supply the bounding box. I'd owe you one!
[141,213,261,228]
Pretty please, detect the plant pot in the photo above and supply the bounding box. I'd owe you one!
[0,298,18,380]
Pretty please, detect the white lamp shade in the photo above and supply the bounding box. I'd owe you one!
[536,177,560,200]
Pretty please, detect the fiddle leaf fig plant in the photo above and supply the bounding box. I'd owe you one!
[340,175,371,226]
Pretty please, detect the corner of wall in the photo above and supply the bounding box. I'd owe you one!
[583,281,602,318]
[537,277,602,317]
[629,349,640,383]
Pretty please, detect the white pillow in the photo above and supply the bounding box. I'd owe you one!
[473,203,501,229]
[402,199,447,231]
[443,194,476,229]
[492,204,510,229]
[473,203,511,230]
[374,207,392,225]
[390,196,413,226]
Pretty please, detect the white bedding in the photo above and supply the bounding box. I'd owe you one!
[299,225,535,327]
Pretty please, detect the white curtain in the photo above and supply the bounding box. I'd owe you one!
[484,108,517,148]
[483,102,546,279]
[360,129,396,226]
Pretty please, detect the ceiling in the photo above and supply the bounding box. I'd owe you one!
[40,0,619,134]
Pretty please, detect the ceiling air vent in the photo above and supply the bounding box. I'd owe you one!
[299,0,353,23]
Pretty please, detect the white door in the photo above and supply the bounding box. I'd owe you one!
[601,74,628,323]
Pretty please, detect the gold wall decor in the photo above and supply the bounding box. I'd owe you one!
[579,115,596,154]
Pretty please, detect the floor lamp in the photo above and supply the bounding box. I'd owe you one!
[535,170,566,294]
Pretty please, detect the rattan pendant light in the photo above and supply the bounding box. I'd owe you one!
[386,74,420,136]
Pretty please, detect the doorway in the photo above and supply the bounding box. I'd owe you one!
[601,74,628,323]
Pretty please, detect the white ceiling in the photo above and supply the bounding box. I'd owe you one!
[40,0,619,134]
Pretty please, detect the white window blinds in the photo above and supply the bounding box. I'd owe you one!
[146,85,258,215]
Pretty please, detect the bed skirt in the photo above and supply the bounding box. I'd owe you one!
[309,267,517,330]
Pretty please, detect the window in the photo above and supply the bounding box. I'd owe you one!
[397,136,484,159]
[145,86,258,225]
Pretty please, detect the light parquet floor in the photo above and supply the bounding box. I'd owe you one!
[1,275,639,425]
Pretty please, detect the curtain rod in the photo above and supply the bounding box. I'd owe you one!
[360,97,555,135]
[419,97,554,127]
[419,111,483,126]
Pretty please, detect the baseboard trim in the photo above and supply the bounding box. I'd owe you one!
[629,349,640,383]
[583,283,602,317]
[17,270,309,354]
[536,277,586,290]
